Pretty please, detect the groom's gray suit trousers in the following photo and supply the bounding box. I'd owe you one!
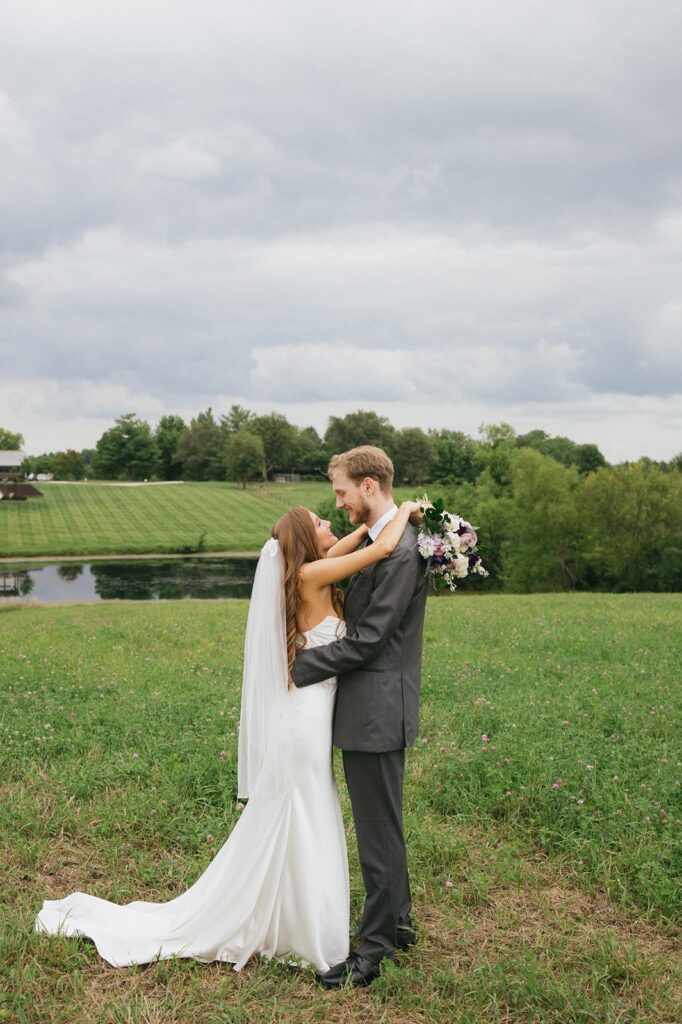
[342,747,412,960]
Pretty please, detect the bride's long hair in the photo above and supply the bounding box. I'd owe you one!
[272,507,344,684]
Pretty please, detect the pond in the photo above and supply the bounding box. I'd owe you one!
[0,557,259,603]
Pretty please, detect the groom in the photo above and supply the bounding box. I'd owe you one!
[292,445,428,988]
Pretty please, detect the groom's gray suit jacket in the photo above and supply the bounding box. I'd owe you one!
[291,525,428,751]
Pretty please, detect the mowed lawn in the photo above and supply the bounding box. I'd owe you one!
[1,594,680,1024]
[0,481,417,558]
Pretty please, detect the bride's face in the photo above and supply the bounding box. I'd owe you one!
[308,510,337,553]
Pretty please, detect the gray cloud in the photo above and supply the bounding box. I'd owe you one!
[1,0,681,459]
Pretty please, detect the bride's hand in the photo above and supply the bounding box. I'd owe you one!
[399,499,424,525]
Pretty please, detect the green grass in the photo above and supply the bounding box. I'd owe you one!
[1,594,680,1023]
[0,481,418,558]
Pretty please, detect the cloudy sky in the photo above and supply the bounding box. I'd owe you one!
[1,0,680,462]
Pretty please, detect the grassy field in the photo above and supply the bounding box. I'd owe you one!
[1,594,680,1023]
[0,481,417,559]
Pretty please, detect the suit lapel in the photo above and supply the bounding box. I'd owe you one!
[345,536,373,597]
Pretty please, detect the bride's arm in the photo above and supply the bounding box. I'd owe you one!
[300,502,422,589]
[325,523,369,558]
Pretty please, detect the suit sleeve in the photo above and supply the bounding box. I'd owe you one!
[291,543,419,688]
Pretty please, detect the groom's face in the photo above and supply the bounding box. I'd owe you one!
[331,470,373,526]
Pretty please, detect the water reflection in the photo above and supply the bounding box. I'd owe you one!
[0,557,257,603]
[0,570,34,597]
[57,563,84,582]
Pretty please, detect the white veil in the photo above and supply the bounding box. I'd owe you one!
[237,537,291,801]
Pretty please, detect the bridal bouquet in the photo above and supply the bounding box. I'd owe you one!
[415,496,488,592]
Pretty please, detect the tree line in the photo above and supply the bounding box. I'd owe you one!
[12,407,681,487]
[3,416,681,591]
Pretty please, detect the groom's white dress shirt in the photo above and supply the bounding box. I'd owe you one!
[368,504,398,542]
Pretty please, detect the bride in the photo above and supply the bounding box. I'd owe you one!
[34,500,420,973]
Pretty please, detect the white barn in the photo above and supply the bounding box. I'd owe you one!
[0,451,25,474]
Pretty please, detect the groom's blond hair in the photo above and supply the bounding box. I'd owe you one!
[328,445,394,494]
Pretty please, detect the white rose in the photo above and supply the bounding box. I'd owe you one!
[453,553,469,578]
[446,531,461,552]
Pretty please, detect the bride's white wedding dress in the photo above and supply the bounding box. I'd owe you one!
[34,616,349,973]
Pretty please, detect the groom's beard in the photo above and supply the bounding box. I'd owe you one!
[348,496,373,525]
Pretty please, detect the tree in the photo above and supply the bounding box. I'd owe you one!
[477,422,517,488]
[582,461,682,591]
[21,453,55,477]
[573,443,607,475]
[155,415,185,480]
[0,427,24,449]
[323,411,397,461]
[291,426,326,475]
[92,413,158,480]
[220,404,255,436]
[500,448,583,591]
[175,408,225,481]
[52,449,86,481]
[249,413,297,479]
[225,430,265,489]
[516,429,607,475]
[394,427,435,484]
[429,429,480,483]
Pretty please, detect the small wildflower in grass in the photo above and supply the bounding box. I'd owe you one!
[445,881,454,889]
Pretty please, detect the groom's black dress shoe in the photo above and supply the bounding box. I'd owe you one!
[396,925,417,951]
[317,952,385,989]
